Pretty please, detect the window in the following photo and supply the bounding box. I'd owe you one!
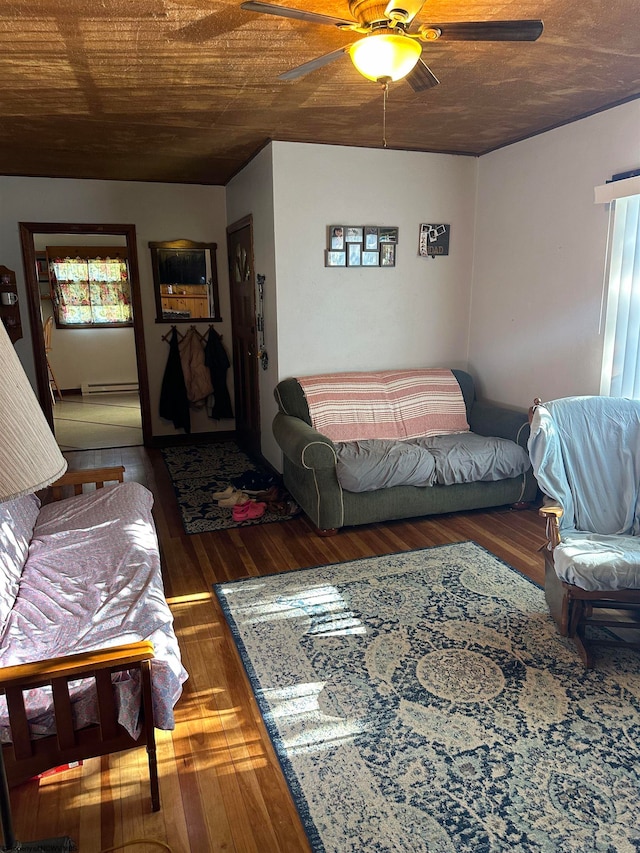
[599,184,640,397]
[47,245,132,328]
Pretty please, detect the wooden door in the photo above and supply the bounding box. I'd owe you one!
[227,216,261,457]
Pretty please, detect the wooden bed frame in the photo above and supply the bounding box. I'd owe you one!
[0,467,160,811]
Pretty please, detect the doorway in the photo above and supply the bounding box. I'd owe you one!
[19,222,152,447]
[227,216,261,458]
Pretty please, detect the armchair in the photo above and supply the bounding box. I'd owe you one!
[528,396,640,667]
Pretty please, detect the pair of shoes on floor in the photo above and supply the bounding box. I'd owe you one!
[253,485,299,516]
[232,500,266,522]
[212,485,236,500]
[213,486,249,506]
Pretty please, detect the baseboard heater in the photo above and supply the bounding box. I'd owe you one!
[81,382,139,396]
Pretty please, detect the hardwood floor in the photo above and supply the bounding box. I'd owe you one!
[9,446,548,852]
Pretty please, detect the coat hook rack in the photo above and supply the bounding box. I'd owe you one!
[161,324,221,344]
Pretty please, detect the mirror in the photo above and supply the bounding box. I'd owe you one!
[149,238,221,323]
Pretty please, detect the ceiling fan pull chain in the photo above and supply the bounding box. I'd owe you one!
[382,79,389,148]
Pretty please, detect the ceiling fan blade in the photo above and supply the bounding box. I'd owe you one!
[278,45,353,80]
[384,0,426,26]
[241,1,356,29]
[406,58,439,92]
[422,20,543,41]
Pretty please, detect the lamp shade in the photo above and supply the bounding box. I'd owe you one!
[350,32,422,83]
[0,320,67,502]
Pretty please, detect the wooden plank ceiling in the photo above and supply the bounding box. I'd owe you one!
[0,0,638,185]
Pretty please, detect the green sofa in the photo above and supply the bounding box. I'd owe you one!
[273,369,537,533]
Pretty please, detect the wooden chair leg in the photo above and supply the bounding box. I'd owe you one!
[544,558,571,635]
[573,623,594,668]
[141,661,160,812]
[47,355,63,402]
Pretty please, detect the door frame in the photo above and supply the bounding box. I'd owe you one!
[226,214,261,456]
[19,222,152,446]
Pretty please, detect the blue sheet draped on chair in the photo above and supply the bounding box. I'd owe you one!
[528,395,640,666]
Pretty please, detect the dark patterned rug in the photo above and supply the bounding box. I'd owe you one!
[215,541,640,852]
[162,441,299,533]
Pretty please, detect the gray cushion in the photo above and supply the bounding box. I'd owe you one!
[335,432,530,493]
[418,433,531,485]
[335,440,437,492]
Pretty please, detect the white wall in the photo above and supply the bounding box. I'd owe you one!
[227,141,478,468]
[0,177,232,437]
[272,142,478,381]
[41,299,137,390]
[470,99,640,408]
[8,102,634,457]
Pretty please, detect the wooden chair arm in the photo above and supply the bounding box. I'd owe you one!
[538,504,563,519]
[0,640,154,691]
[49,466,125,500]
[0,639,160,807]
[539,502,563,548]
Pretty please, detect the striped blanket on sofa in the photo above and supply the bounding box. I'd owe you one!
[297,369,469,442]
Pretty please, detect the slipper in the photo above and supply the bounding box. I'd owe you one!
[232,501,266,522]
[212,485,235,500]
[218,491,249,507]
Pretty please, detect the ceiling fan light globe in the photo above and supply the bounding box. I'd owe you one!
[350,33,422,82]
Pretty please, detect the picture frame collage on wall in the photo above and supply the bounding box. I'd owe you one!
[326,225,398,267]
[418,223,451,259]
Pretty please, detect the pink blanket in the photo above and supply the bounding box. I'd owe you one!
[297,369,469,442]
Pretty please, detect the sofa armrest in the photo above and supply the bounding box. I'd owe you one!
[468,401,531,448]
[273,412,337,470]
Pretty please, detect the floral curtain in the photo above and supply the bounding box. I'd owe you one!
[51,256,132,326]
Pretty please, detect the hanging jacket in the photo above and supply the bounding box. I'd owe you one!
[159,327,191,433]
[179,327,213,406]
[204,328,234,420]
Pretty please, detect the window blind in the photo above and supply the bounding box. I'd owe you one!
[600,195,640,397]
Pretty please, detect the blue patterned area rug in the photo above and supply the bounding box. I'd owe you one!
[162,441,299,533]
[215,541,640,853]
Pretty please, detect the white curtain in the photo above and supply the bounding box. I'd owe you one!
[600,195,640,398]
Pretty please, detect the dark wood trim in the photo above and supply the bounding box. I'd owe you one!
[226,215,261,457]
[226,214,253,236]
[19,224,52,426]
[18,222,152,447]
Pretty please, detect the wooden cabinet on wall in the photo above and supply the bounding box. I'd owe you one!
[159,284,209,318]
[0,266,21,343]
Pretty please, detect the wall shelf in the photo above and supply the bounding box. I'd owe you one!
[0,266,21,344]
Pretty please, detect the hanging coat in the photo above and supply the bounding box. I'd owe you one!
[204,328,234,420]
[179,327,213,406]
[159,327,191,433]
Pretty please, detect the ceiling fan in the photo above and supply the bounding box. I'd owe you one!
[240,0,543,91]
